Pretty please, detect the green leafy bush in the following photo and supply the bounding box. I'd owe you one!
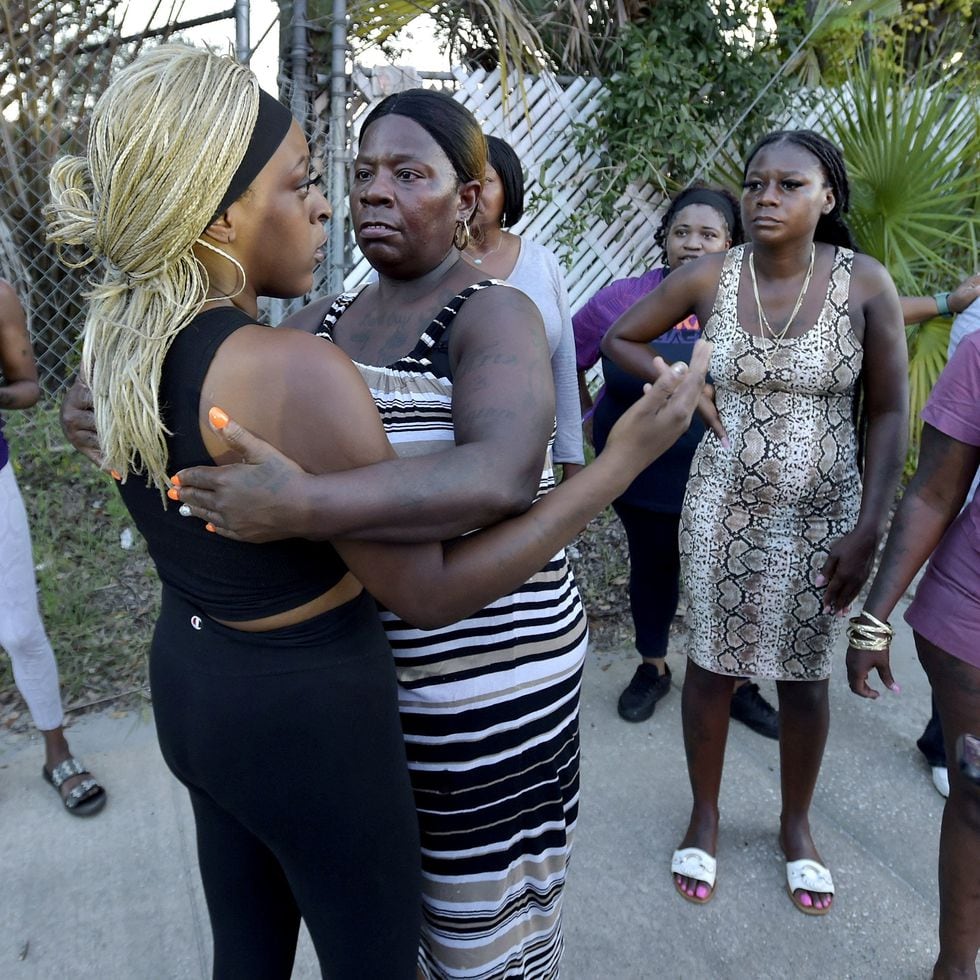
[585,0,791,209]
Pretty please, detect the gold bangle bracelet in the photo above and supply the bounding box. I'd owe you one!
[853,610,893,635]
[847,635,891,651]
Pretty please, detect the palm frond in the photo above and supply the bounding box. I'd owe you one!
[781,0,903,86]
[347,0,432,47]
[905,317,953,472]
[814,56,980,294]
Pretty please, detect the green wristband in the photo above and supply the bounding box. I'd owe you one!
[934,292,952,316]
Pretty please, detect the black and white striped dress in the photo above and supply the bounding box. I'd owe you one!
[318,282,587,979]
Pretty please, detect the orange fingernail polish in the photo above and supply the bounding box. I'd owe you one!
[110,469,122,481]
[167,487,180,501]
[209,407,229,429]
[205,523,216,533]
[170,474,181,487]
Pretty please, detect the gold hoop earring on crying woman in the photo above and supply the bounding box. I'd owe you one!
[453,219,471,251]
[195,237,248,301]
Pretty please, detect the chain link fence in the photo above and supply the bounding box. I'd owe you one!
[1,4,638,400]
[1,3,135,394]
[0,2,294,397]
[0,3,429,394]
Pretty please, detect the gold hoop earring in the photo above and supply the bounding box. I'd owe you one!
[453,219,470,251]
[194,237,248,301]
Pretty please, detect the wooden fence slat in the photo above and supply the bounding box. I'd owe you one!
[344,65,670,310]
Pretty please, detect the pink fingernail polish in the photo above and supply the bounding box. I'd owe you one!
[815,574,826,587]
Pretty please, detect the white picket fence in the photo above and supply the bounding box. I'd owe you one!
[344,64,668,324]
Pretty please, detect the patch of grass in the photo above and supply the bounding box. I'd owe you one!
[0,403,158,728]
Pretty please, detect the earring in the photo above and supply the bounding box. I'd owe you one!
[195,237,248,300]
[453,219,470,251]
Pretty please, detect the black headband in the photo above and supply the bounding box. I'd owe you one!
[671,188,736,237]
[212,88,293,219]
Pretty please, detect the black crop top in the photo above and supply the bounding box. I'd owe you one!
[116,306,349,621]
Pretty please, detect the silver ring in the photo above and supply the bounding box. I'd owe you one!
[178,504,192,518]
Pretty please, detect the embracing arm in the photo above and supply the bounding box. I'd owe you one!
[173,284,555,543]
[60,375,107,468]
[819,257,909,615]
[208,325,709,627]
[341,345,709,626]
[0,283,40,411]
[278,295,335,333]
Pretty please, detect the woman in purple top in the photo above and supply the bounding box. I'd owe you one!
[846,330,980,980]
[573,185,778,737]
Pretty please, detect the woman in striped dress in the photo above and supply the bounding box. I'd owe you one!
[152,90,626,976]
[316,91,583,980]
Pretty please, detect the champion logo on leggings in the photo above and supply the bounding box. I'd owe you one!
[190,616,202,631]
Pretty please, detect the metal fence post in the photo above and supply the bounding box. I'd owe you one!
[235,0,251,64]
[327,0,348,296]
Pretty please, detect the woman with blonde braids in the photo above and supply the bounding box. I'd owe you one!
[48,45,710,977]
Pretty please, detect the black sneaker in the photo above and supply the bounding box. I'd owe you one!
[730,682,779,740]
[617,663,672,723]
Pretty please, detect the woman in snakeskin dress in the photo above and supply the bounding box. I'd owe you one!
[603,131,909,915]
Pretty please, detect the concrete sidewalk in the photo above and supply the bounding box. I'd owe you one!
[0,598,952,979]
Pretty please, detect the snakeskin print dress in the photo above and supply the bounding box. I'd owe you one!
[679,244,863,680]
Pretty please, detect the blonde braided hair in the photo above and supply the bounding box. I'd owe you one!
[46,45,260,493]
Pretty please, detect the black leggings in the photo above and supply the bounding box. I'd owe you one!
[150,587,421,980]
[612,501,681,660]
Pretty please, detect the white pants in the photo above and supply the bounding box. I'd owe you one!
[0,460,64,731]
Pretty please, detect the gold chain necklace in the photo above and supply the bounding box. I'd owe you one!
[749,244,815,350]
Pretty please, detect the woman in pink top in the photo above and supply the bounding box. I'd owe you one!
[847,329,980,980]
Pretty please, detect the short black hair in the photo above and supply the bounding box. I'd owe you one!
[360,88,486,186]
[485,135,525,228]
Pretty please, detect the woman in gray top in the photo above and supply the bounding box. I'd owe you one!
[465,134,585,477]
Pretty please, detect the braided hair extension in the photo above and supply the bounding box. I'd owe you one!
[652,183,743,268]
[743,130,857,250]
[46,45,261,494]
